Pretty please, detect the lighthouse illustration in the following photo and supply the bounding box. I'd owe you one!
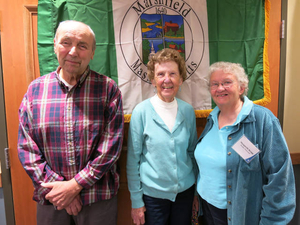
[148,41,156,61]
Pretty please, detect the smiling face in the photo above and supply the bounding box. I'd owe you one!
[54,21,95,81]
[210,69,244,109]
[152,61,183,102]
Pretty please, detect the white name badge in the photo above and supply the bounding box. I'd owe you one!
[232,135,260,163]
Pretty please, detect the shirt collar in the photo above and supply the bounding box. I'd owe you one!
[55,66,91,88]
[210,96,253,125]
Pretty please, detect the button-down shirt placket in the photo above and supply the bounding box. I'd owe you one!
[227,136,233,223]
[65,90,76,175]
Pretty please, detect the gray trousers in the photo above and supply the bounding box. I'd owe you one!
[36,195,118,225]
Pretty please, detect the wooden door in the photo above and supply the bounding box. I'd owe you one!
[0,0,281,224]
[0,1,39,224]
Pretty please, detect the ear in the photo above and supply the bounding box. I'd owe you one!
[53,38,57,54]
[239,85,245,96]
[91,50,95,60]
[151,79,156,87]
[179,77,183,86]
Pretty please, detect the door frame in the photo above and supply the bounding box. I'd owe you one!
[278,0,287,126]
[0,32,15,225]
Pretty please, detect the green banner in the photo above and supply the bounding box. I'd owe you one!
[207,0,267,108]
[37,0,270,118]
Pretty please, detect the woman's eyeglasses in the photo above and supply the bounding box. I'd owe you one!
[209,80,234,90]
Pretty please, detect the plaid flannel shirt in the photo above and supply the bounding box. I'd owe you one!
[18,67,124,205]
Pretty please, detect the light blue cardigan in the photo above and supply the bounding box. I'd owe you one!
[127,97,197,208]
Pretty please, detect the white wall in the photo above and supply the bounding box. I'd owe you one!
[283,0,300,153]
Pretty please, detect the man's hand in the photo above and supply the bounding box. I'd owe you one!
[131,206,146,225]
[41,178,83,210]
[65,195,83,215]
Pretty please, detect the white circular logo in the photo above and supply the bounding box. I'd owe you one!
[119,0,205,83]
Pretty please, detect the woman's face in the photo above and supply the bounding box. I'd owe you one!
[209,69,244,108]
[152,61,183,102]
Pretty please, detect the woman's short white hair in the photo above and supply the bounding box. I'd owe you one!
[207,61,249,99]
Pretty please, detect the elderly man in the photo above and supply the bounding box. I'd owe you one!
[18,20,124,225]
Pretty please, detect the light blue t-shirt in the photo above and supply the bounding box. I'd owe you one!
[195,97,253,209]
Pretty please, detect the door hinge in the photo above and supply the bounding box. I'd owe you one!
[4,148,10,169]
[281,20,285,39]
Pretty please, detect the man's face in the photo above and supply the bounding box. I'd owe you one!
[54,22,95,78]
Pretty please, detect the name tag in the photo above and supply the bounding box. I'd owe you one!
[232,135,260,163]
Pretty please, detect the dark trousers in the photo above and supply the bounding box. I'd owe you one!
[201,199,227,225]
[143,185,195,225]
[36,195,118,225]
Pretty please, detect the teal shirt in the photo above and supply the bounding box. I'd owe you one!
[127,98,198,208]
[195,97,253,209]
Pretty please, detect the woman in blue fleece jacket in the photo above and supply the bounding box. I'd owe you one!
[195,62,295,225]
[127,48,198,225]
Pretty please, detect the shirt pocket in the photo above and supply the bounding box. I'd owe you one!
[240,153,261,172]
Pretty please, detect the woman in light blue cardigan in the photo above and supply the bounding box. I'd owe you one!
[127,48,198,225]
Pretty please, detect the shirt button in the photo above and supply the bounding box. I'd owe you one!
[228,169,232,173]
[228,217,231,221]
[228,136,232,140]
[228,201,231,205]
[228,152,231,155]
[228,185,232,188]
[90,170,94,176]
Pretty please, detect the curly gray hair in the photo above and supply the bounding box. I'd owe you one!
[208,62,249,99]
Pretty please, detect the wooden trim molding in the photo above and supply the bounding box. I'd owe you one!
[291,152,300,165]
[23,5,40,85]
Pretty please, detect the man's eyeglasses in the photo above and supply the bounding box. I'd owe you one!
[209,80,234,90]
